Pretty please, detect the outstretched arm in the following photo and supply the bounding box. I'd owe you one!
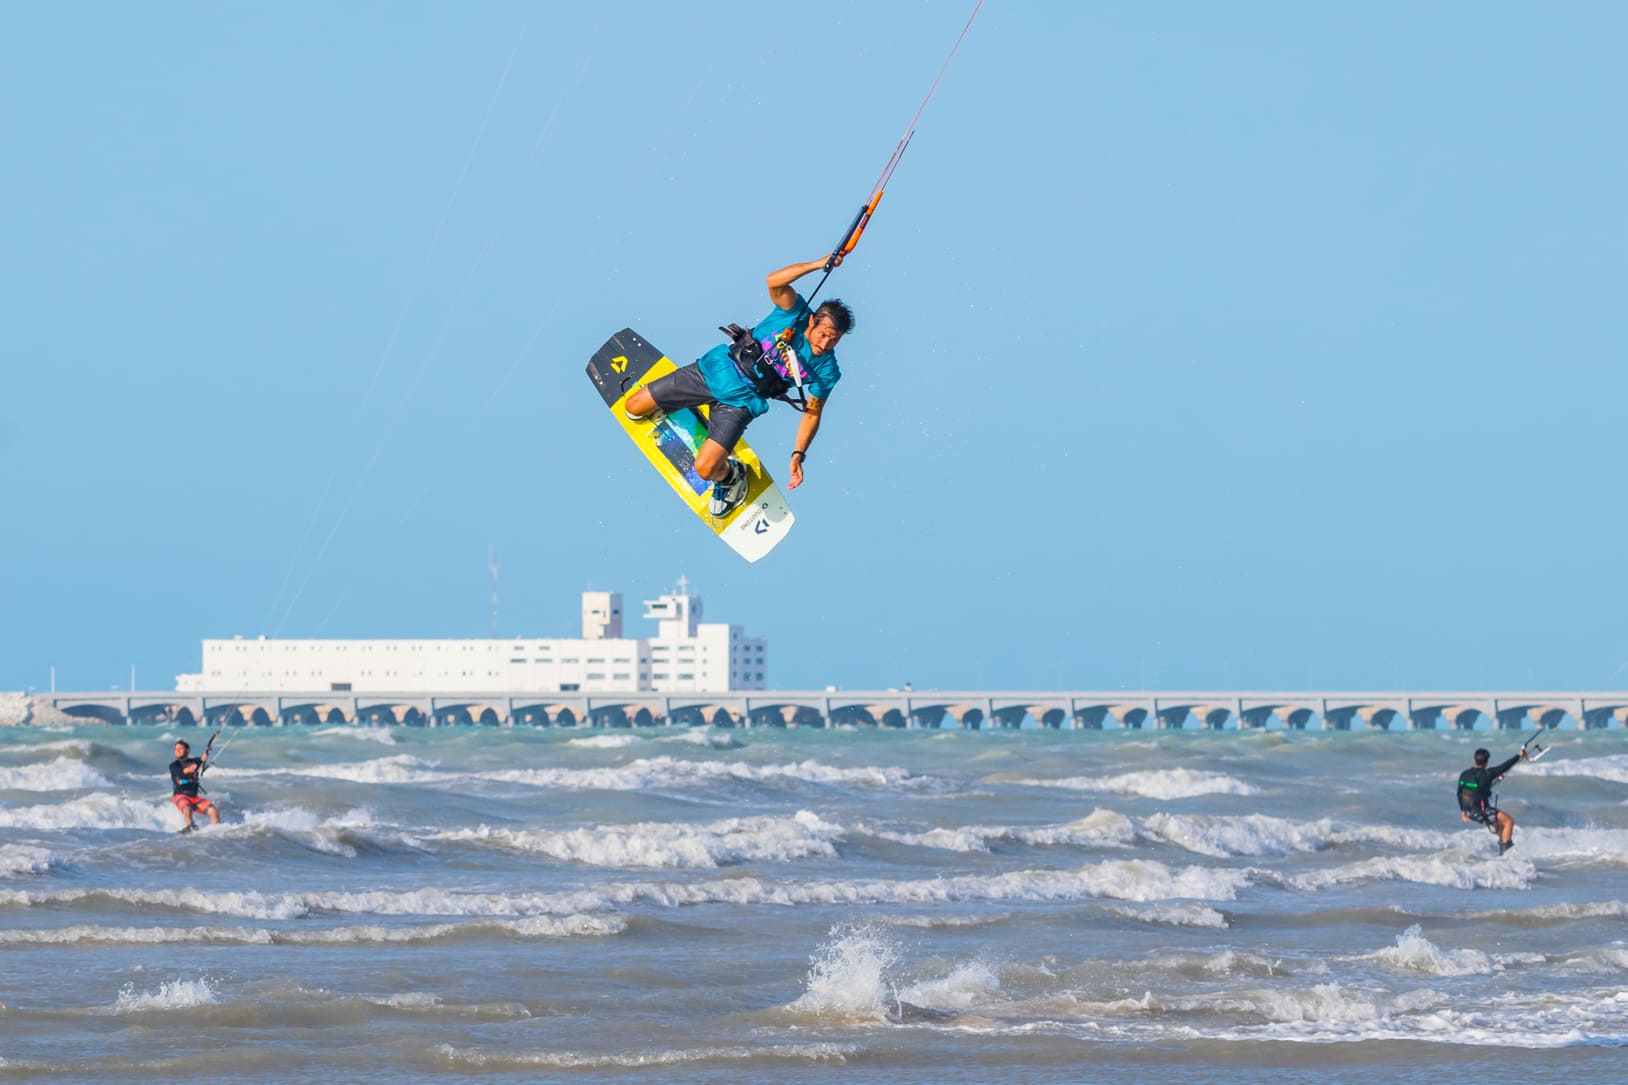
[768,255,841,311]
[787,398,825,490]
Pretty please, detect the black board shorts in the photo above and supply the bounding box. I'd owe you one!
[647,363,753,453]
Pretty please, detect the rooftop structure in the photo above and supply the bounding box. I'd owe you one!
[175,582,766,694]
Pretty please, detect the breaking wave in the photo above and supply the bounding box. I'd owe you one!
[1015,768,1256,799]
[0,757,112,791]
[0,793,175,832]
[430,811,842,868]
[1372,925,1496,976]
[111,978,217,1014]
[0,844,57,877]
[0,858,1250,920]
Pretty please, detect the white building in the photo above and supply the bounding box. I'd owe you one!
[175,583,767,694]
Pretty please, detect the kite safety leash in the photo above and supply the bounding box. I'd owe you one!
[802,0,985,310]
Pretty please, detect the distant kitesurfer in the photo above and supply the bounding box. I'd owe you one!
[623,256,853,517]
[169,739,220,833]
[1457,745,1526,854]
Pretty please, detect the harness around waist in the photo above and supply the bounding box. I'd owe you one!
[720,323,807,410]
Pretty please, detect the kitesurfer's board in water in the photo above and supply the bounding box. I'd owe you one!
[586,328,793,563]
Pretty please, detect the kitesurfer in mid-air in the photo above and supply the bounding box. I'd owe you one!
[1457,745,1527,854]
[169,739,220,833]
[623,256,853,517]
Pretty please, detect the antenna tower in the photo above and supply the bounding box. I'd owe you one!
[489,547,500,638]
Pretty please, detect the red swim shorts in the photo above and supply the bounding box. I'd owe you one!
[173,794,215,814]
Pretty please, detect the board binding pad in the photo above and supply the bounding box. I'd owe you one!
[587,328,793,563]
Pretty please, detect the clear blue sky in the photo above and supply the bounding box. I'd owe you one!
[3,2,1624,693]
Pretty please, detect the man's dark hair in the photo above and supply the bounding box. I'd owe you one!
[813,299,854,336]
[1473,748,1490,766]
[175,740,190,751]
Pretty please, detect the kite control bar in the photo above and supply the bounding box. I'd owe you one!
[1521,731,1551,763]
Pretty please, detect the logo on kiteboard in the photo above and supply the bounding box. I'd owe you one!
[611,355,629,373]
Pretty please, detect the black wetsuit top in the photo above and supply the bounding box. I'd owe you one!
[170,757,204,797]
[1457,754,1520,820]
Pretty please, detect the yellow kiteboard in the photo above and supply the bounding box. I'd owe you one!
[587,328,794,563]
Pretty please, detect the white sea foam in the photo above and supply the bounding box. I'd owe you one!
[865,825,993,852]
[234,806,382,834]
[1527,753,1628,785]
[0,793,173,832]
[1472,900,1628,923]
[0,887,314,920]
[0,914,623,946]
[0,924,278,946]
[0,844,56,877]
[362,990,534,1018]
[310,726,397,745]
[885,912,1014,930]
[1017,768,1256,799]
[1285,852,1537,892]
[1373,925,1495,976]
[432,811,842,868]
[112,978,217,1014]
[438,1042,851,1069]
[1140,813,1460,857]
[866,809,1137,853]
[488,756,930,792]
[0,858,1248,920]
[27,739,97,756]
[660,728,745,749]
[1165,983,1451,1026]
[261,754,440,784]
[1519,826,1628,865]
[1149,949,1317,978]
[284,914,627,943]
[229,806,403,858]
[1106,902,1230,928]
[1145,987,1628,1047]
[1326,824,1461,851]
[566,734,641,749]
[896,959,1002,1014]
[218,752,928,793]
[1142,812,1329,857]
[0,757,111,791]
[788,924,1000,1022]
[789,923,899,1018]
[1560,947,1628,974]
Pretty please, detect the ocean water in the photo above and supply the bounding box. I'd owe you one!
[1,724,1625,1083]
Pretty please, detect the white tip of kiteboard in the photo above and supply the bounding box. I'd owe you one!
[719,485,794,563]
